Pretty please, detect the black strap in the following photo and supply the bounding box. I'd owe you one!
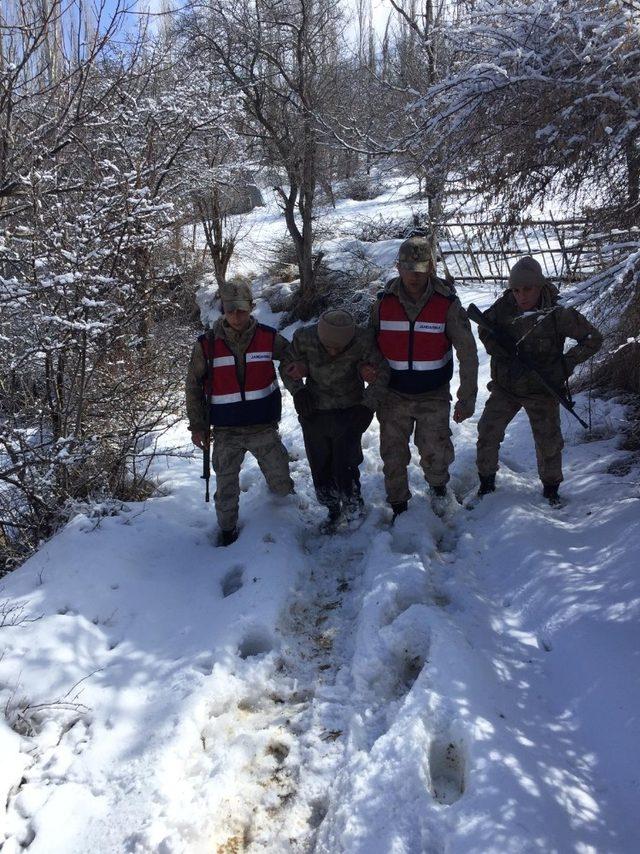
[552,311,573,406]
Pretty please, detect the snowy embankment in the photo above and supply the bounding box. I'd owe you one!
[1,189,639,853]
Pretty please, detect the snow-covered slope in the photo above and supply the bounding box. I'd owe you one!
[1,186,639,853]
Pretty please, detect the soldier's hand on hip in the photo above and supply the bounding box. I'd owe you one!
[285,361,308,380]
[359,363,378,383]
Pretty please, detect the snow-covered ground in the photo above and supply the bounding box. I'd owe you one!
[224,175,430,283]
[1,185,639,853]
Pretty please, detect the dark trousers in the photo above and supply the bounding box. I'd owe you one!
[300,407,364,513]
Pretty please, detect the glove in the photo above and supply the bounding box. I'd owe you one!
[350,404,374,434]
[293,387,315,419]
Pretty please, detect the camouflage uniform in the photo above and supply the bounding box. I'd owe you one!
[476,283,603,486]
[371,277,478,504]
[288,323,389,515]
[186,316,296,532]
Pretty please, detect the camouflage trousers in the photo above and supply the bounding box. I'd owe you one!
[378,391,454,504]
[476,386,564,485]
[211,424,293,531]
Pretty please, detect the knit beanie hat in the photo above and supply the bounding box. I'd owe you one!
[317,309,356,350]
[508,256,545,288]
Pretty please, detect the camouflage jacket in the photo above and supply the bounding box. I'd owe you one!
[370,276,478,416]
[185,316,296,432]
[480,286,603,397]
[287,324,390,411]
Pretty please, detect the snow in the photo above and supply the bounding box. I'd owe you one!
[1,186,639,853]
[223,176,424,283]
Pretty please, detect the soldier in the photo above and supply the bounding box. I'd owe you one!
[186,281,295,546]
[476,255,603,505]
[371,234,478,518]
[285,309,389,531]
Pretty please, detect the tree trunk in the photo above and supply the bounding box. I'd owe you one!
[626,133,640,227]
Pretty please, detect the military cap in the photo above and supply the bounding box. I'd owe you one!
[398,235,436,272]
[220,280,253,312]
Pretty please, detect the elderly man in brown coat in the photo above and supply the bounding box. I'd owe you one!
[371,234,478,518]
[285,309,389,531]
[476,256,603,505]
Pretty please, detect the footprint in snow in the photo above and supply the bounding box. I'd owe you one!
[266,741,290,764]
[429,737,466,805]
[307,797,329,829]
[221,565,244,598]
[398,651,426,694]
[436,528,458,553]
[430,589,452,608]
[390,530,422,555]
[238,629,273,659]
[537,633,553,652]
[194,655,215,675]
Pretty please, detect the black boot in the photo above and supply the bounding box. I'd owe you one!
[478,474,496,497]
[390,500,408,522]
[319,504,342,534]
[542,482,562,506]
[217,527,239,547]
[344,494,366,522]
[430,484,449,516]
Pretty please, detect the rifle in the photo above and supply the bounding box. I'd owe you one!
[467,303,589,429]
[201,330,213,502]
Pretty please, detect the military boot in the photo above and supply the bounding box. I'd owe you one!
[430,484,449,517]
[478,474,496,497]
[344,494,366,524]
[319,504,342,535]
[542,483,562,507]
[217,527,239,547]
[390,500,408,523]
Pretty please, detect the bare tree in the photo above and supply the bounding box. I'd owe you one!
[0,1,233,571]
[181,0,344,317]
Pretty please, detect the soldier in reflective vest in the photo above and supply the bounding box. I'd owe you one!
[186,281,295,546]
[371,234,478,517]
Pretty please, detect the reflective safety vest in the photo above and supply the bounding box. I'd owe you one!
[199,324,282,427]
[377,293,453,394]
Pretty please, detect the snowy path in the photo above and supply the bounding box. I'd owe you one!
[186,524,369,852]
[1,269,639,852]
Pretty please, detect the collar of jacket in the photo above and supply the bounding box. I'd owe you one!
[386,276,447,321]
[214,315,257,354]
[502,282,559,313]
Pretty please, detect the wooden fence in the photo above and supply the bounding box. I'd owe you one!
[437,218,640,284]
